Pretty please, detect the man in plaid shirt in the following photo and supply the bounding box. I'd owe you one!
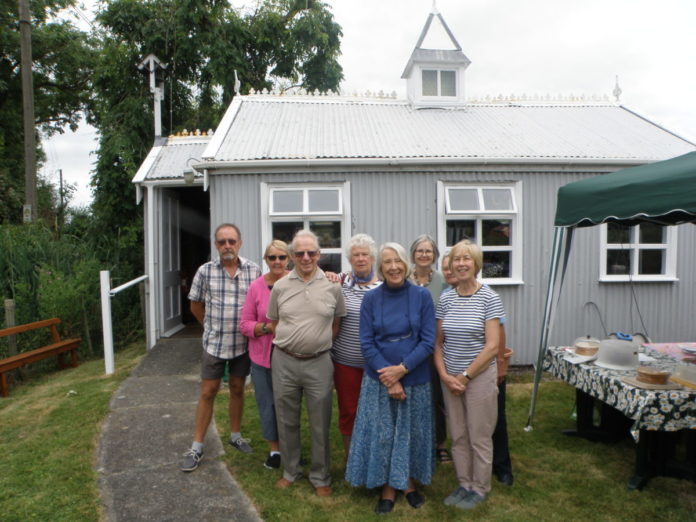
[181,223,262,472]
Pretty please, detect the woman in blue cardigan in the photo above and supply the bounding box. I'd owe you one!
[345,242,435,514]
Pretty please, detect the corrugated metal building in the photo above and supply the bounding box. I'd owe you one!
[133,11,696,362]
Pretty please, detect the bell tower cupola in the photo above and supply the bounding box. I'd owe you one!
[401,4,470,107]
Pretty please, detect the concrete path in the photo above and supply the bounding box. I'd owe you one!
[97,337,262,521]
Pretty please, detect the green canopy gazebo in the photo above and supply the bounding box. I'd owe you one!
[526,150,696,430]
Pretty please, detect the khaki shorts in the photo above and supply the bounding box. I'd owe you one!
[201,350,250,380]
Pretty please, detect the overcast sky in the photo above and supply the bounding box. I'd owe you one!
[43,0,696,207]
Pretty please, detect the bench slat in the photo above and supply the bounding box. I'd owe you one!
[0,318,62,338]
[0,339,81,373]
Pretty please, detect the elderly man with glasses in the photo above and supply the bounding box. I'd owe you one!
[266,229,346,497]
[180,223,261,472]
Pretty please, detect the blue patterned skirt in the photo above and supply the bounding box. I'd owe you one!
[345,376,434,490]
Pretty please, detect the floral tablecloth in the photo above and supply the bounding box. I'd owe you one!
[543,346,696,440]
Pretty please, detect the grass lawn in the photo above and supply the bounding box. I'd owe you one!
[0,342,145,522]
[1,346,694,521]
[216,371,696,521]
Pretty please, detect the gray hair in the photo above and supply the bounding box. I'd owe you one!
[345,233,377,260]
[409,234,440,264]
[377,242,412,280]
[289,229,320,254]
[214,223,241,241]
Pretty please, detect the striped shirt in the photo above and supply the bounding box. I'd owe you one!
[331,274,382,367]
[188,257,261,359]
[436,285,504,375]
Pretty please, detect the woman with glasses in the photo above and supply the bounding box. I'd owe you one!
[240,240,290,470]
[346,242,435,514]
[331,234,382,461]
[410,234,451,465]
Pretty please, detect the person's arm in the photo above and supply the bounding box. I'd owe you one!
[497,324,507,384]
[332,317,342,339]
[359,292,392,372]
[435,319,466,394]
[240,282,262,338]
[190,301,205,325]
[462,318,500,381]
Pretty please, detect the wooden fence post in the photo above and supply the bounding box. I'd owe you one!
[4,299,17,357]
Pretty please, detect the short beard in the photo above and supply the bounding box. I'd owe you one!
[221,253,236,262]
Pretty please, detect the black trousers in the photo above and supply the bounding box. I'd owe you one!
[492,378,512,476]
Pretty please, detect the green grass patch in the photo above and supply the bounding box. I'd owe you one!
[0,343,145,522]
[216,375,696,521]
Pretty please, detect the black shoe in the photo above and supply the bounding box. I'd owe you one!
[375,498,394,514]
[264,453,281,469]
[496,472,514,486]
[405,490,424,508]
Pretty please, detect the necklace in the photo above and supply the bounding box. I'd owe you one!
[411,269,432,287]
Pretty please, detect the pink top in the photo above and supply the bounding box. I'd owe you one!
[240,275,274,368]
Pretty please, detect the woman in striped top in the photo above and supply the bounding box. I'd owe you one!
[331,234,382,459]
[434,239,504,511]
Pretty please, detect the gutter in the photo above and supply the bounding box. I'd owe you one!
[192,156,654,171]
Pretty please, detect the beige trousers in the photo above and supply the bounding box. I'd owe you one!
[441,364,498,496]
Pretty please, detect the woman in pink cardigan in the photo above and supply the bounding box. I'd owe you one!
[240,239,290,469]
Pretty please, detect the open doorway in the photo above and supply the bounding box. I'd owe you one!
[176,186,210,325]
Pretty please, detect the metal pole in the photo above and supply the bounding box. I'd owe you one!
[58,168,64,234]
[100,270,115,375]
[18,0,37,222]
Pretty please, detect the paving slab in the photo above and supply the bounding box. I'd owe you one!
[97,337,261,522]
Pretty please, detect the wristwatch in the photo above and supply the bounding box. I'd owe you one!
[261,323,270,334]
[461,370,471,381]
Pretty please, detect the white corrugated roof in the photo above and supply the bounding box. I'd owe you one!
[133,136,211,182]
[204,95,695,164]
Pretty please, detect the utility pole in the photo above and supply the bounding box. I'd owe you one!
[18,0,37,222]
[58,168,64,235]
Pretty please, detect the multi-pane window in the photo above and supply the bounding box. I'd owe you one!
[422,69,457,97]
[438,183,521,283]
[600,223,676,281]
[264,185,348,273]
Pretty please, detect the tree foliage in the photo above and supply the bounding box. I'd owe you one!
[0,0,95,223]
[89,0,343,272]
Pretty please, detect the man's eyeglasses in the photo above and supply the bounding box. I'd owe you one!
[266,255,288,261]
[216,238,238,246]
[293,250,318,258]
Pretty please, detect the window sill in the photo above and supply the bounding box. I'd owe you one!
[599,276,678,283]
[481,278,524,286]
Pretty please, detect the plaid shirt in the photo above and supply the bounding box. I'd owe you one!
[188,257,261,359]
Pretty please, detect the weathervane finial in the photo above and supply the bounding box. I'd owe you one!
[612,75,622,102]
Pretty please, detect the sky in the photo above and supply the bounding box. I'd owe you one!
[42,0,696,207]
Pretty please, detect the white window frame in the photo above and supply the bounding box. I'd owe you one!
[261,182,351,273]
[599,223,678,282]
[421,68,458,98]
[437,181,523,285]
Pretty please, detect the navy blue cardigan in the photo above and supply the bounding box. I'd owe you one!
[359,280,435,386]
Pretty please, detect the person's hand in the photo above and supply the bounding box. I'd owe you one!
[325,271,341,283]
[388,382,406,400]
[378,364,408,387]
[443,374,466,395]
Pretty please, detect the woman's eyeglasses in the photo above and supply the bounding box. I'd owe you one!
[266,255,288,261]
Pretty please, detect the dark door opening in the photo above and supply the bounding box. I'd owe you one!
[176,186,210,325]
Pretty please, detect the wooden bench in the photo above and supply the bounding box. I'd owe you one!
[0,318,81,397]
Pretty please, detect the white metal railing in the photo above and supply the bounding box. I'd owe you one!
[100,271,148,375]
